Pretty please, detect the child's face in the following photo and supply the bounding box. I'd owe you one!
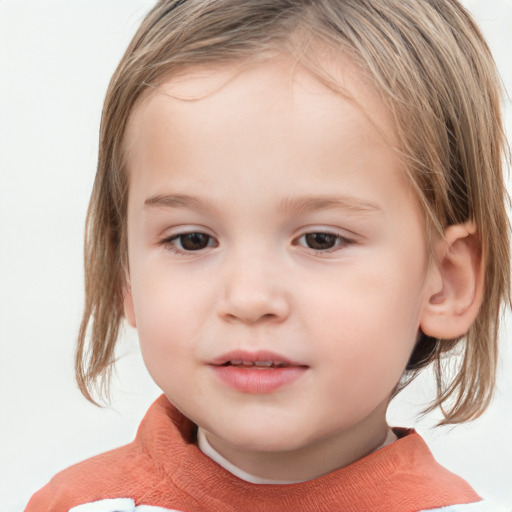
[124,55,439,479]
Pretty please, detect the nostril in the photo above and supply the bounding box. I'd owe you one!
[217,285,290,324]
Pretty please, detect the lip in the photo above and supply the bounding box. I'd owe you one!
[210,349,305,367]
[209,349,308,394]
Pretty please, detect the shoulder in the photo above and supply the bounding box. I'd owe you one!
[417,501,510,512]
[388,429,478,493]
[24,441,159,512]
[51,498,183,512]
[363,428,482,511]
[24,396,195,512]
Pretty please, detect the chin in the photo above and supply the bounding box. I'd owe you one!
[210,421,315,454]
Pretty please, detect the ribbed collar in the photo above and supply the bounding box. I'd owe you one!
[137,395,481,512]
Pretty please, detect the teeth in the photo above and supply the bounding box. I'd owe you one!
[227,360,281,367]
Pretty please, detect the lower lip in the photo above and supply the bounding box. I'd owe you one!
[210,365,307,394]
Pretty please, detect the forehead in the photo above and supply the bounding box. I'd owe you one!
[125,52,399,157]
[123,53,414,219]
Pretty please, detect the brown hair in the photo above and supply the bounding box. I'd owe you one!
[76,0,510,424]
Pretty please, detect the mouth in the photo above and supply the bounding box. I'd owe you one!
[210,350,307,369]
[219,360,294,369]
[209,350,308,393]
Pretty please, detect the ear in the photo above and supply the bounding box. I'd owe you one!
[123,277,137,328]
[420,222,483,339]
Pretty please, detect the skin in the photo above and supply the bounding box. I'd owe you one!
[122,54,459,481]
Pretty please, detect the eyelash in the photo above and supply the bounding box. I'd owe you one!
[160,232,217,254]
[159,231,355,255]
[294,232,355,253]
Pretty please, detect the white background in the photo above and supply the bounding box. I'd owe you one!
[0,1,511,511]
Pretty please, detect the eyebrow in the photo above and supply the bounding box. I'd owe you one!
[278,194,382,216]
[144,193,214,211]
[144,193,382,216]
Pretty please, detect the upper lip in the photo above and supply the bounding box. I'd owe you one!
[209,350,308,367]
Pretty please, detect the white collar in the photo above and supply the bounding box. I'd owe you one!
[197,427,397,485]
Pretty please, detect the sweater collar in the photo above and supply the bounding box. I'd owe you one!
[137,395,480,512]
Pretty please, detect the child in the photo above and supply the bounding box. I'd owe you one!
[26,0,510,510]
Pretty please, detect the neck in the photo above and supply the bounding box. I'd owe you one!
[202,402,390,482]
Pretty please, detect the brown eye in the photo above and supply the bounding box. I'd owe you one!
[303,233,339,250]
[161,231,217,254]
[178,233,212,251]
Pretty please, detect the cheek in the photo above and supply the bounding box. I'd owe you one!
[134,292,197,398]
[131,264,215,361]
[309,254,425,372]
[131,276,185,354]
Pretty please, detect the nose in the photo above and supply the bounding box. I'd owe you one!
[217,252,290,325]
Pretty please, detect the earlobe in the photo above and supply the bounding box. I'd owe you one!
[123,280,137,328]
[420,222,483,340]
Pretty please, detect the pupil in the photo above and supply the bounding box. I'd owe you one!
[181,233,209,250]
[306,233,336,250]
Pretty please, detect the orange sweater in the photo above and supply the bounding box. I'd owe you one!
[26,395,481,512]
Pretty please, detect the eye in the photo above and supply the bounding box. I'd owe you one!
[163,232,217,252]
[296,232,353,252]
